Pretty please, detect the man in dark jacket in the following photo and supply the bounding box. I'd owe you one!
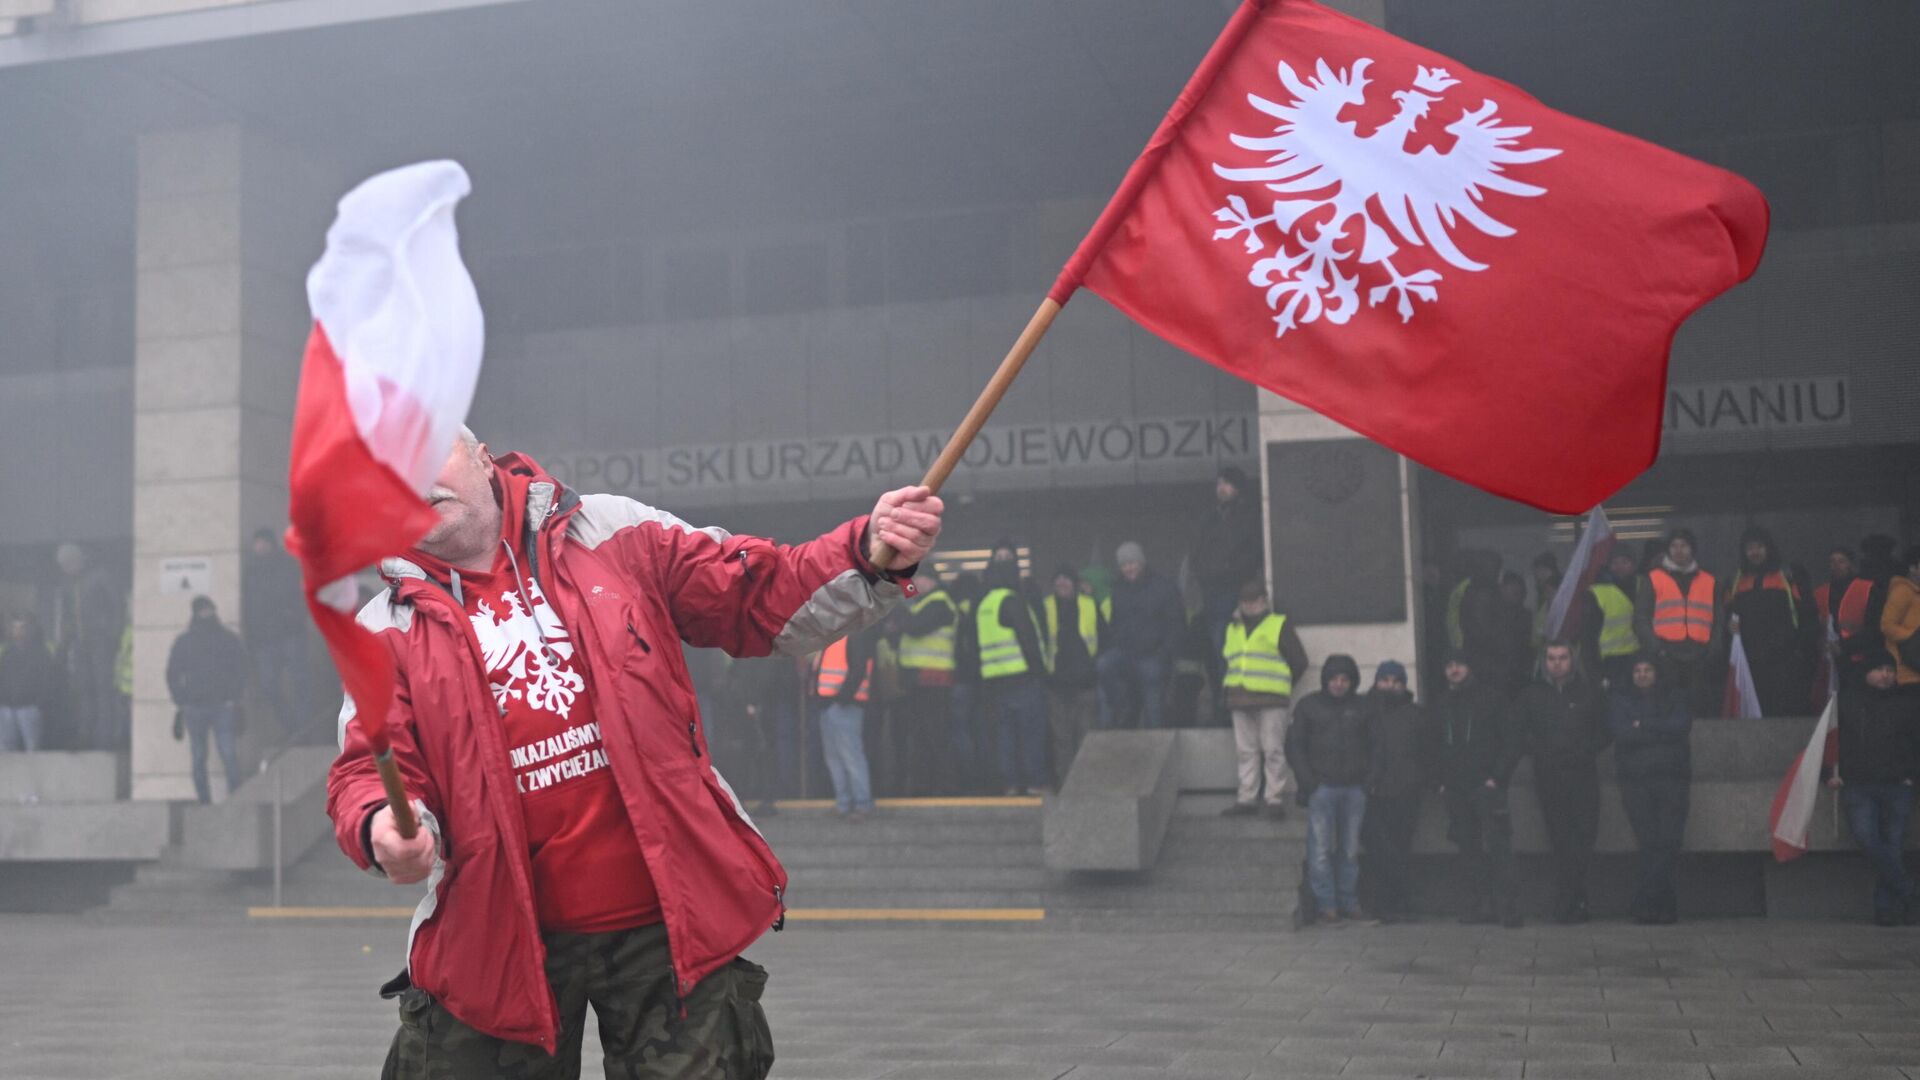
[1726,526,1815,717]
[1362,660,1428,923]
[1189,467,1265,721]
[1608,654,1693,924]
[980,559,1051,796]
[1636,529,1722,718]
[242,526,313,735]
[0,614,62,753]
[1044,566,1104,786]
[1286,654,1372,925]
[1510,641,1611,923]
[166,596,248,804]
[1827,657,1920,925]
[1097,541,1185,730]
[1432,648,1522,926]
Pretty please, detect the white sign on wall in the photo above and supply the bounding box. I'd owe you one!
[157,556,212,596]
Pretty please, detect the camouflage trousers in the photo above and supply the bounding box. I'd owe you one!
[381,922,774,1079]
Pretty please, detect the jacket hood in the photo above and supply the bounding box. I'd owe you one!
[1320,653,1360,690]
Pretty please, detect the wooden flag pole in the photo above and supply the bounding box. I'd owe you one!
[871,297,1062,571]
[376,750,419,839]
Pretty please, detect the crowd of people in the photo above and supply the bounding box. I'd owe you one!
[0,529,320,805]
[698,477,1920,929]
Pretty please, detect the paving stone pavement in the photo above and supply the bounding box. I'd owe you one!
[5,914,1920,1079]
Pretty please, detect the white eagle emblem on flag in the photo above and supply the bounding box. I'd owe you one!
[1209,59,1561,338]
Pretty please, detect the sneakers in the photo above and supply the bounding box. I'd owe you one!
[1220,802,1261,818]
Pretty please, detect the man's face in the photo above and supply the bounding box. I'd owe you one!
[1376,673,1406,694]
[1669,536,1694,565]
[1327,673,1353,697]
[1119,559,1144,583]
[1744,540,1767,568]
[5,619,27,645]
[1543,647,1574,682]
[1829,551,1854,580]
[1500,579,1526,605]
[1632,661,1658,690]
[1444,660,1469,686]
[1533,565,1555,589]
[1609,553,1638,581]
[1238,595,1268,619]
[1053,575,1075,600]
[1868,666,1898,690]
[417,438,499,559]
[1215,477,1237,504]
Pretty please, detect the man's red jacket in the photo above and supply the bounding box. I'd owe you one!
[326,453,911,1051]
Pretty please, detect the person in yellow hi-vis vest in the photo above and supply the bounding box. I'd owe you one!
[978,560,1051,796]
[1043,566,1105,785]
[895,569,959,796]
[1587,547,1644,690]
[1220,581,1310,818]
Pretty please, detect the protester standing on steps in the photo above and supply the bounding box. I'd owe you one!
[0,614,62,754]
[1043,566,1103,786]
[1510,641,1610,924]
[1636,529,1721,718]
[1607,654,1693,925]
[166,596,248,804]
[1361,660,1429,924]
[1219,580,1308,819]
[325,431,941,1076]
[1097,541,1184,730]
[814,624,879,821]
[979,558,1051,797]
[896,569,958,796]
[1188,466,1265,724]
[1432,648,1522,928]
[1286,654,1373,926]
[1827,656,1920,926]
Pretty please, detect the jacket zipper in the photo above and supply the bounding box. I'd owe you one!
[734,550,754,581]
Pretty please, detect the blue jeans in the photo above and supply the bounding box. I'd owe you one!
[1096,651,1168,729]
[184,703,242,804]
[817,701,873,813]
[0,705,44,752]
[1843,783,1916,918]
[989,676,1050,791]
[1307,785,1367,913]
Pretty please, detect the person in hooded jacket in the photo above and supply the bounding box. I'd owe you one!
[1361,660,1429,923]
[1826,656,1920,925]
[1607,654,1693,924]
[1189,466,1265,722]
[1510,641,1611,923]
[1286,654,1372,924]
[166,596,248,804]
[1636,529,1722,718]
[1432,648,1522,927]
[1725,526,1816,717]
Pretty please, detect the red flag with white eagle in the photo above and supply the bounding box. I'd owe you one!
[1048,0,1769,513]
[1770,696,1836,862]
[286,161,483,764]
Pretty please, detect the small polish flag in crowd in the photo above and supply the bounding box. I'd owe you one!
[1770,696,1837,862]
[1723,630,1764,721]
[1543,506,1615,643]
[285,161,484,751]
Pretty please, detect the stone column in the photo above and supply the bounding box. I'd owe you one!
[1251,0,1422,691]
[130,124,337,801]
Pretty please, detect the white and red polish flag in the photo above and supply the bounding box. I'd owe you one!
[1047,0,1769,513]
[286,161,483,752]
[1723,630,1764,721]
[1770,695,1837,862]
[1543,506,1616,643]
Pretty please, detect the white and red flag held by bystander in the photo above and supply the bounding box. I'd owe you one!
[285,161,483,781]
[1543,506,1616,642]
[1770,696,1837,862]
[1723,630,1764,721]
[1044,0,1769,513]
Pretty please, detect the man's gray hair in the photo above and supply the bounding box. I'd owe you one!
[456,425,479,451]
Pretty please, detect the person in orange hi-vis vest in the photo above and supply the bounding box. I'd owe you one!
[1634,529,1723,718]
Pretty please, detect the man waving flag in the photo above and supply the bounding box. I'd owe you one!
[1046,0,1769,513]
